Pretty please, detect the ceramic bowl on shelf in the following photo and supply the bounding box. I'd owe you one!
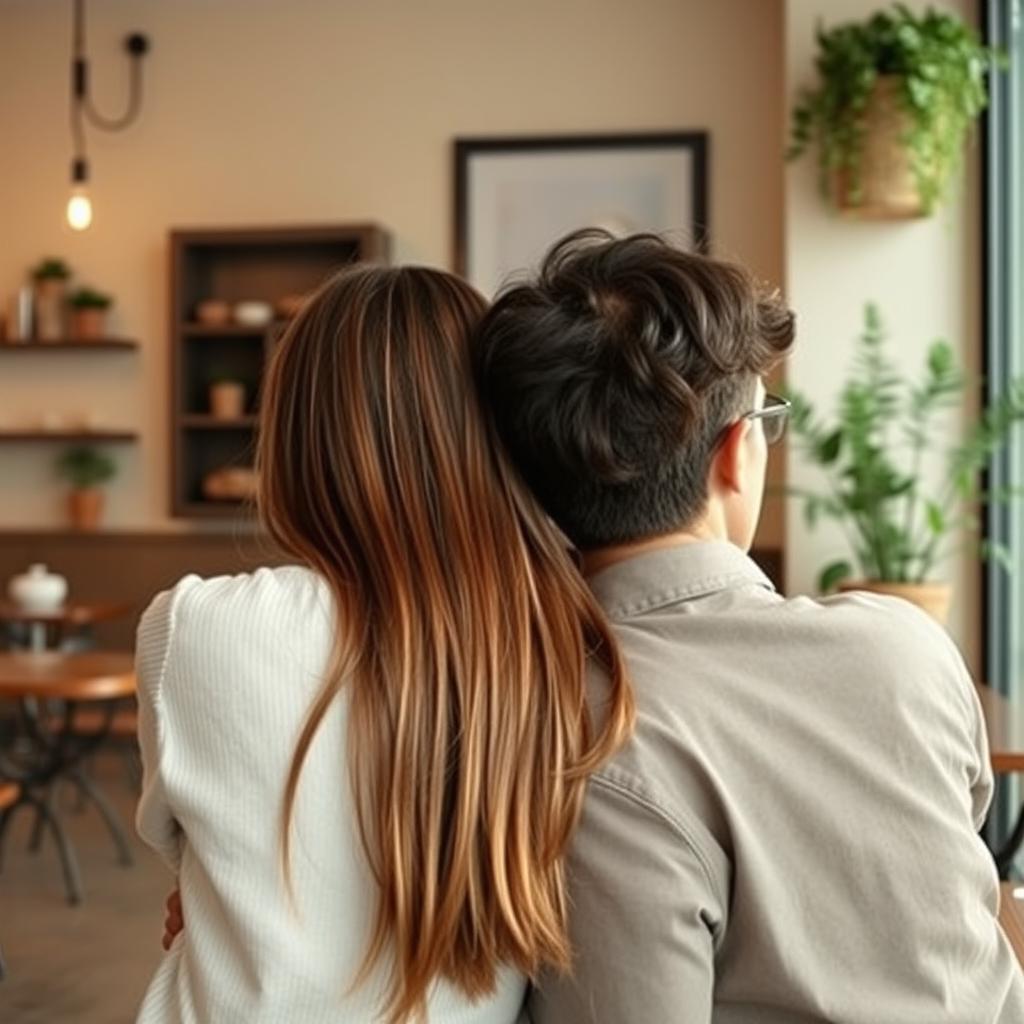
[233,301,273,327]
[8,563,68,612]
[202,466,257,501]
[194,300,232,326]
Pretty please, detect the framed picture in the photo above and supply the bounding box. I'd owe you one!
[454,132,708,297]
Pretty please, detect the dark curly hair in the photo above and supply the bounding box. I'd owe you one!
[473,229,795,548]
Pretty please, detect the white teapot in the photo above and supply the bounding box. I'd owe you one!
[8,563,68,612]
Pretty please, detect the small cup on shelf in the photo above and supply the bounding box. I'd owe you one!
[194,300,232,326]
[209,380,246,420]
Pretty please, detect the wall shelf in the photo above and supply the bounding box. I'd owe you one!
[0,338,138,352]
[180,323,275,338]
[177,500,248,518]
[0,430,138,443]
[182,414,258,429]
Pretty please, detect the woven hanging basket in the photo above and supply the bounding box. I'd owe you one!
[833,76,926,220]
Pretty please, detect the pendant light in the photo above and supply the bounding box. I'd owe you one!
[68,0,151,231]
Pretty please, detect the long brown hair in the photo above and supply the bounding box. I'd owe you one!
[257,264,633,1022]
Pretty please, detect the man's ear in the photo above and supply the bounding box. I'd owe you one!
[711,418,748,495]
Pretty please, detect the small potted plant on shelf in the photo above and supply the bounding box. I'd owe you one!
[56,445,117,531]
[69,287,113,341]
[208,371,246,421]
[787,303,1024,625]
[32,257,71,341]
[788,4,1003,218]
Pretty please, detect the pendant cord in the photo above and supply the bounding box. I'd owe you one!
[71,0,147,140]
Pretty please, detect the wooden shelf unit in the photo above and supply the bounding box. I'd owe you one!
[181,414,259,430]
[0,338,138,352]
[0,430,137,443]
[170,224,390,519]
[180,323,276,338]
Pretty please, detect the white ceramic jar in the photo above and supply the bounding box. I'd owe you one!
[233,301,273,327]
[8,563,68,612]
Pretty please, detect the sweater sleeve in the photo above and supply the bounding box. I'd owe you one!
[134,579,195,872]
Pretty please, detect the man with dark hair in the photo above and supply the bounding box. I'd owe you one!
[475,230,1024,1022]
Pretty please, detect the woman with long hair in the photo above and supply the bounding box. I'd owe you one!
[134,264,633,1023]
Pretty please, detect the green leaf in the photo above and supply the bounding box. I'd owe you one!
[818,560,853,593]
[981,539,1015,574]
[816,429,842,465]
[804,496,820,529]
[927,339,953,378]
[925,500,945,536]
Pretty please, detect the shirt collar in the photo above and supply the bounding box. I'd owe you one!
[585,540,775,619]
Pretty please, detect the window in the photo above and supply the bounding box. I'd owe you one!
[985,0,1024,858]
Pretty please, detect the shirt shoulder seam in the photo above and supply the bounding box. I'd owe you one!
[605,573,771,619]
[589,770,729,913]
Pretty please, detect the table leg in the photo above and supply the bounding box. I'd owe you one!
[27,623,47,653]
[69,767,133,866]
[0,695,131,902]
[26,783,56,853]
[0,803,15,869]
[0,790,83,904]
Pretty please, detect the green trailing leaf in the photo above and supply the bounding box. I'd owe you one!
[788,4,1004,213]
[819,560,853,593]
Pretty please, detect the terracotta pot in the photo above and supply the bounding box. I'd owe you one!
[838,579,952,626]
[209,382,246,420]
[72,308,107,340]
[34,278,67,341]
[68,488,104,531]
[195,300,231,326]
[833,75,928,220]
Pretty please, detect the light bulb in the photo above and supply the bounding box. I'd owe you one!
[67,189,92,231]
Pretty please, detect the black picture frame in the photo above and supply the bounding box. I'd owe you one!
[454,132,709,295]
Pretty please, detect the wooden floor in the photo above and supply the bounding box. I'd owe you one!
[0,755,169,1023]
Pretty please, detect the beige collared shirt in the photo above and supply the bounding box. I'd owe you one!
[529,541,1024,1023]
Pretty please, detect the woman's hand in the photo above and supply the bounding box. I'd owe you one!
[162,888,184,950]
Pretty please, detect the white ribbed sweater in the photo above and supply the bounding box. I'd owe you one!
[134,567,526,1023]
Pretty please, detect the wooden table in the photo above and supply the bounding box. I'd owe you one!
[1001,883,1024,966]
[0,601,133,652]
[0,651,136,903]
[979,685,1024,774]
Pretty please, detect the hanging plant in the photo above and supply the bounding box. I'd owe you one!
[788,4,1003,216]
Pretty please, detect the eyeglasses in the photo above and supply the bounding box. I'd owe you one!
[743,392,791,446]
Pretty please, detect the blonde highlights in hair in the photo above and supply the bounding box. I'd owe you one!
[257,265,633,1022]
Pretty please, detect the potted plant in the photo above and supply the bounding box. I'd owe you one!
[208,371,246,421]
[32,257,71,341]
[56,446,116,531]
[787,304,1024,624]
[788,5,1002,217]
[69,287,113,341]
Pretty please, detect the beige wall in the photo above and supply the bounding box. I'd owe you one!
[0,0,785,535]
[784,0,982,668]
